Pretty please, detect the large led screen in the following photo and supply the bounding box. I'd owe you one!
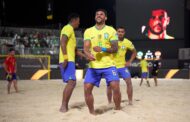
[116,0,184,40]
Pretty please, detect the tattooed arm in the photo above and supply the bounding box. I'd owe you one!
[93,40,118,53]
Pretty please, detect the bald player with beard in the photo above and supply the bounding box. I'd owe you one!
[147,9,174,39]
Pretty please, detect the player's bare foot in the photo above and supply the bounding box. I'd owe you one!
[128,101,133,105]
[108,101,112,104]
[90,111,96,115]
[59,106,68,113]
[114,106,121,110]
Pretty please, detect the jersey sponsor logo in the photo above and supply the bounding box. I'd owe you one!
[121,45,126,50]
[104,33,109,40]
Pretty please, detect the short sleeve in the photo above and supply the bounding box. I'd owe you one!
[127,41,135,51]
[60,25,73,39]
[110,27,118,42]
[84,29,91,41]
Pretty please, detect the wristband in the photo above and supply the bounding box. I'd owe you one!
[63,55,68,60]
[101,47,107,52]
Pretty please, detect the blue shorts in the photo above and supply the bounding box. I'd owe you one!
[84,67,119,87]
[117,67,131,79]
[6,73,17,82]
[141,72,148,78]
[59,62,76,83]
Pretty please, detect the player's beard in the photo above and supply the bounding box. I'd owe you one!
[118,36,124,41]
[95,18,105,25]
[150,24,164,35]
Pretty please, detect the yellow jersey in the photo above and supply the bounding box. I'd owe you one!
[59,24,76,63]
[84,25,118,68]
[113,38,135,68]
[140,59,148,72]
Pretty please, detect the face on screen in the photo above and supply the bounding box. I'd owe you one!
[117,0,184,40]
[149,9,169,35]
[147,9,175,39]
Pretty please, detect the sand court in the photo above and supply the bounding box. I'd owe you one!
[0,79,190,122]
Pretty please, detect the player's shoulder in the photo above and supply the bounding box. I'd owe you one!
[5,55,14,61]
[105,25,116,31]
[84,26,94,33]
[124,38,135,47]
[62,24,73,31]
[124,38,132,43]
[6,55,11,60]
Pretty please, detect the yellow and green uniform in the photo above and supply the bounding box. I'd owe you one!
[84,25,118,68]
[140,59,148,72]
[113,38,135,68]
[59,24,76,63]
